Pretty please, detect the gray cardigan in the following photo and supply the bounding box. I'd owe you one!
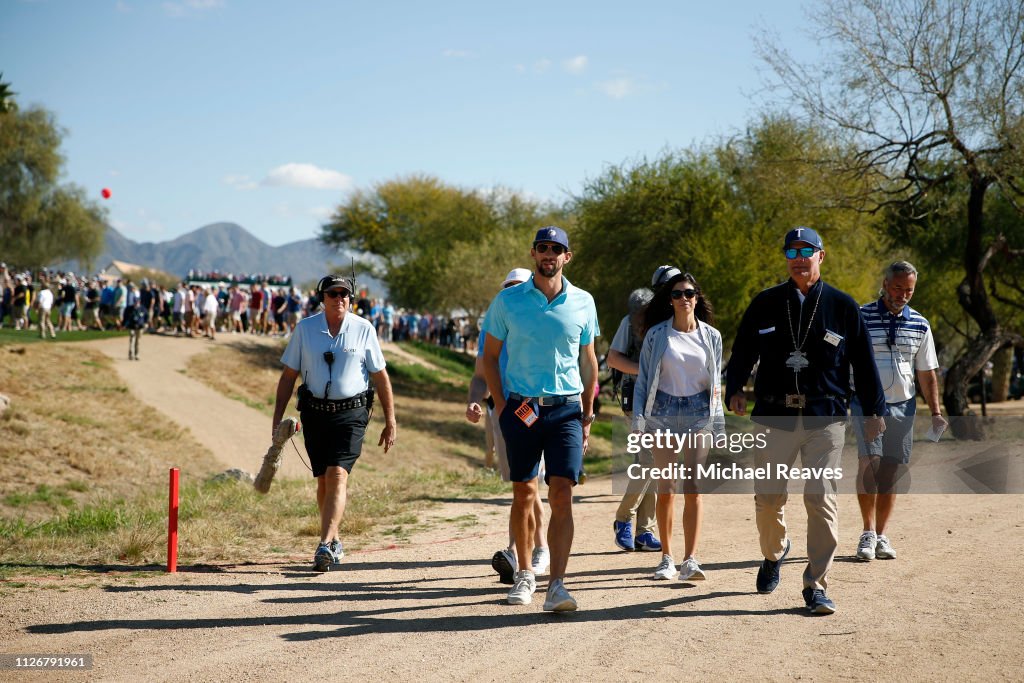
[631,318,726,436]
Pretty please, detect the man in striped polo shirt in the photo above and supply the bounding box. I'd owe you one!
[851,261,948,561]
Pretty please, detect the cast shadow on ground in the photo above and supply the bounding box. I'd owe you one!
[26,587,811,639]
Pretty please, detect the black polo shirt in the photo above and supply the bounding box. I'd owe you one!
[726,279,886,423]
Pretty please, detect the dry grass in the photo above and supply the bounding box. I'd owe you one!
[0,340,512,574]
[0,343,217,519]
[183,339,285,415]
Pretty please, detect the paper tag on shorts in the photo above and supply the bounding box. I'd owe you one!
[514,401,539,427]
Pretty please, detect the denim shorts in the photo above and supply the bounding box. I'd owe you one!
[647,389,711,435]
[851,396,915,464]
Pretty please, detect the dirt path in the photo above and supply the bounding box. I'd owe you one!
[2,336,1022,681]
[79,334,309,479]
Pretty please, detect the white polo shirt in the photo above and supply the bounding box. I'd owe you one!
[281,311,386,400]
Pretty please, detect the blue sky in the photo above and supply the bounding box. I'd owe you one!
[2,0,814,246]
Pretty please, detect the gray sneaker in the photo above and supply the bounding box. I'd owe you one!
[679,557,706,581]
[543,578,578,612]
[653,554,678,580]
[531,546,550,575]
[507,570,536,605]
[875,535,897,559]
[329,539,344,563]
[857,530,877,561]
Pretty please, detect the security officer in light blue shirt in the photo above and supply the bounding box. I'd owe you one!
[273,275,397,573]
[483,226,600,612]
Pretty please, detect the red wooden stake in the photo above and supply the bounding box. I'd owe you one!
[167,468,179,573]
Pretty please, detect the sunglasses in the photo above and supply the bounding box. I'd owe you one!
[784,247,819,259]
[534,243,566,255]
[671,288,697,300]
[325,290,350,299]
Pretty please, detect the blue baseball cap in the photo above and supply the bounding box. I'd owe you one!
[533,226,570,250]
[783,226,824,251]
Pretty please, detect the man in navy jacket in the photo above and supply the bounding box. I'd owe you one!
[726,226,886,615]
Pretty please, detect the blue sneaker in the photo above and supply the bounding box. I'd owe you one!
[634,531,662,552]
[756,538,791,594]
[802,587,836,614]
[313,543,334,572]
[613,521,635,551]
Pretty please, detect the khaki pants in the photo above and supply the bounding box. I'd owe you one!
[754,418,845,591]
[615,410,656,533]
[38,308,55,338]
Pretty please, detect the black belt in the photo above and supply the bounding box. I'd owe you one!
[507,392,580,406]
[303,392,369,413]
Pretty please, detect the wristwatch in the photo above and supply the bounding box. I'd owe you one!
[582,414,596,425]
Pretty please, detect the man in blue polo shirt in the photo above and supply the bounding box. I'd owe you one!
[483,226,600,612]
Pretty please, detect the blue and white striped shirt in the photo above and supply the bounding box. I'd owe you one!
[857,298,938,403]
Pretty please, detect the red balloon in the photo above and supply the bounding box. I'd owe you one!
[101,188,112,199]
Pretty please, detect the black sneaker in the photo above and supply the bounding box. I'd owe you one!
[802,587,836,614]
[491,548,516,585]
[756,537,791,594]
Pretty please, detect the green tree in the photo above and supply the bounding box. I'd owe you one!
[0,104,106,268]
[0,73,15,114]
[759,0,1024,427]
[321,175,563,315]
[572,117,884,349]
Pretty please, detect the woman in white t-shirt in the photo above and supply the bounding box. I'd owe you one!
[632,271,725,584]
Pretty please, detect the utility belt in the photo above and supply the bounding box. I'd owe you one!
[762,393,843,409]
[297,384,374,414]
[507,392,580,407]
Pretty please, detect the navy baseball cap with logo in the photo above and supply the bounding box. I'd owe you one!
[533,226,570,250]
[783,226,824,251]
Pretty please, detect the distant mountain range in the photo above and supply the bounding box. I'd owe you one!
[74,222,384,292]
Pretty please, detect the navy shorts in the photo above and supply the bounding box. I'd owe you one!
[300,406,369,477]
[499,400,583,484]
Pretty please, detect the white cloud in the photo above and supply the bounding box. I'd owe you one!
[533,59,551,73]
[442,49,473,59]
[163,0,223,16]
[562,55,588,75]
[597,76,636,99]
[224,174,257,190]
[261,163,353,191]
[115,1,132,12]
[514,64,526,74]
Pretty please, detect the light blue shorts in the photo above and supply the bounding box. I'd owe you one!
[851,396,916,464]
[647,389,711,435]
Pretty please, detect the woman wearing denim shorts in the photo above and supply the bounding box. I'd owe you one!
[632,271,725,583]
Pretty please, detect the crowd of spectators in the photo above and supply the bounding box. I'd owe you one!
[1,262,479,353]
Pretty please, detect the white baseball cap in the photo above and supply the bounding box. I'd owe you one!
[502,268,533,288]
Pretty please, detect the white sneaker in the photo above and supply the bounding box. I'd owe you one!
[653,554,678,580]
[531,546,550,575]
[507,570,536,605]
[543,578,578,612]
[679,557,706,581]
[857,530,877,561]
[875,535,897,559]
